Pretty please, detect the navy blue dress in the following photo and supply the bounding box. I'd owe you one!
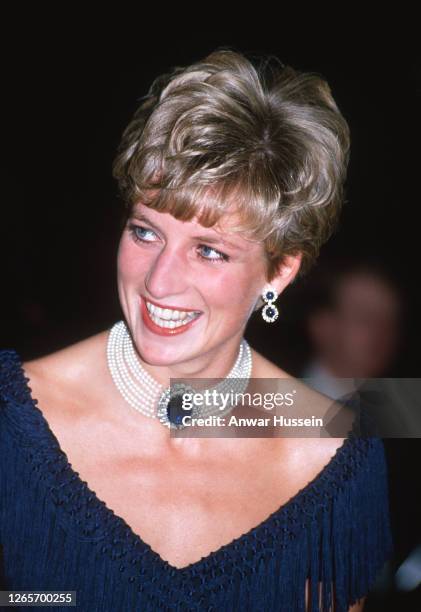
[0,349,394,611]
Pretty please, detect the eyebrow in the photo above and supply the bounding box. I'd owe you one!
[130,210,243,251]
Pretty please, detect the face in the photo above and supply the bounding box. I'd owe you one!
[117,202,271,369]
[310,273,401,377]
[334,274,401,376]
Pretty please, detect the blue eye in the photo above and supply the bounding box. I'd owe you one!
[129,224,157,243]
[198,245,229,263]
[128,223,229,263]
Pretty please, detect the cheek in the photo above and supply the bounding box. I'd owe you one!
[117,238,148,282]
[205,267,261,310]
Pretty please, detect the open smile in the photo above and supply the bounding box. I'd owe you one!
[140,296,203,336]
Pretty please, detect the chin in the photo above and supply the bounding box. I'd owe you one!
[137,347,193,370]
[131,330,193,368]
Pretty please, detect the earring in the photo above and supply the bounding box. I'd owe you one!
[261,285,279,323]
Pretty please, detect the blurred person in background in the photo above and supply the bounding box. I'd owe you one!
[302,259,404,399]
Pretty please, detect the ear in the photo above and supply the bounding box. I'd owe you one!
[269,252,303,295]
[253,253,303,312]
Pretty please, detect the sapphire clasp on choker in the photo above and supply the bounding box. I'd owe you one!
[157,383,196,429]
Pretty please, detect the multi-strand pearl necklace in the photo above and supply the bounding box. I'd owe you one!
[106,320,253,429]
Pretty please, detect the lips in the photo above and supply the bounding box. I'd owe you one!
[140,296,203,336]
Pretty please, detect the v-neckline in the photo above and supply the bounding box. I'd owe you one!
[2,349,362,577]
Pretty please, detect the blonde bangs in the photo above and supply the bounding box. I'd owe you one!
[128,157,283,245]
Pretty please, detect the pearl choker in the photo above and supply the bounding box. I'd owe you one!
[106,320,253,429]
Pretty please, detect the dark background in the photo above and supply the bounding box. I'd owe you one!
[1,16,420,610]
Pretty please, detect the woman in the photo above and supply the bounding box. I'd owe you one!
[0,49,393,611]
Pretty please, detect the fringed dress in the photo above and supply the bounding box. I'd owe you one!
[0,349,394,611]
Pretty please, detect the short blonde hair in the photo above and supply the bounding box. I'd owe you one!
[112,48,351,280]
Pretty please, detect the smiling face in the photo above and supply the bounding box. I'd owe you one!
[117,201,298,374]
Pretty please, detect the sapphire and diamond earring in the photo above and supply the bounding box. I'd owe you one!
[261,285,279,323]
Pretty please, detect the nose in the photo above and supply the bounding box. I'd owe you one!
[144,243,190,299]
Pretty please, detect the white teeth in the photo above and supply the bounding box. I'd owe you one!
[146,302,198,321]
[145,300,201,328]
[149,312,198,328]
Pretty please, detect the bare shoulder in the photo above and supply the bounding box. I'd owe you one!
[24,329,107,377]
[22,329,109,412]
[250,347,347,466]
